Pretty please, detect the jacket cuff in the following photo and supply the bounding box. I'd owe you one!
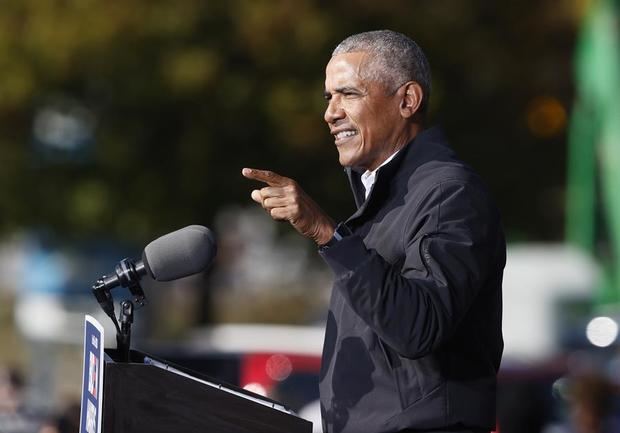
[318,234,370,277]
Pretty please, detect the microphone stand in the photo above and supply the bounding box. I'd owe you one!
[117,300,133,363]
[92,258,149,363]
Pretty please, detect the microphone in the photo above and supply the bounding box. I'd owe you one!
[92,225,217,316]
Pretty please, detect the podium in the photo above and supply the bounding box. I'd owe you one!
[101,349,312,433]
[84,230,314,433]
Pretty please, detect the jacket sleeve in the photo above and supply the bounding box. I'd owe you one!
[319,179,502,359]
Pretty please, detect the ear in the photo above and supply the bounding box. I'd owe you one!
[399,82,423,119]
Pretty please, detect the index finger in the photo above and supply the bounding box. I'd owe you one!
[242,168,290,186]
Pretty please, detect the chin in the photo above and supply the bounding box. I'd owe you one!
[336,150,357,168]
[337,156,355,168]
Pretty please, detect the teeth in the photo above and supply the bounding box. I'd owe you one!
[335,130,357,139]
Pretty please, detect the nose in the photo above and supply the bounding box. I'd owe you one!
[324,97,344,124]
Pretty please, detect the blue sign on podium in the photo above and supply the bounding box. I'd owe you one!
[79,315,104,433]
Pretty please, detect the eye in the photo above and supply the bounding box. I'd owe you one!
[342,90,362,99]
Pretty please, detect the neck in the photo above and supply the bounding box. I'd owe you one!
[375,122,422,169]
[402,121,423,147]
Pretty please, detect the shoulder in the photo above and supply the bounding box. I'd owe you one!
[395,128,489,196]
[400,160,502,241]
[406,157,493,205]
[393,128,500,217]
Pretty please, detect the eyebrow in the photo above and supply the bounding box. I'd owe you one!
[323,86,364,98]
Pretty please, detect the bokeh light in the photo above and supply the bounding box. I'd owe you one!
[585,316,619,347]
[526,96,567,138]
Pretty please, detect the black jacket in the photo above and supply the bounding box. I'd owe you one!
[318,127,505,433]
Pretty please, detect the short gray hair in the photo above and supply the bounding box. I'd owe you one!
[332,30,431,113]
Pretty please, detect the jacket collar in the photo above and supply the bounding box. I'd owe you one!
[344,126,450,224]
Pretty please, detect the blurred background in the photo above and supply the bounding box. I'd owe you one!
[0,0,619,432]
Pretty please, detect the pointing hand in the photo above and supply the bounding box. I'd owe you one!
[242,168,335,246]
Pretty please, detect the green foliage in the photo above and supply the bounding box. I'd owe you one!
[0,0,576,244]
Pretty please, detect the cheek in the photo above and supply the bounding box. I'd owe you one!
[342,100,365,124]
[346,111,369,140]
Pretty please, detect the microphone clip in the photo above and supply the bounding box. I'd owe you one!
[113,258,148,308]
[91,257,149,349]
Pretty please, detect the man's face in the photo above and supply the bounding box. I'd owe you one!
[324,52,406,171]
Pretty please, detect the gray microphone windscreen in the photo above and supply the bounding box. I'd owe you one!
[142,225,216,281]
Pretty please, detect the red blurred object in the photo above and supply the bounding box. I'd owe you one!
[241,353,321,396]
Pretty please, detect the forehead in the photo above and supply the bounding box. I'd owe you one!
[325,52,369,87]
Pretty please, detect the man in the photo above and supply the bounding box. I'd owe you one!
[243,30,505,433]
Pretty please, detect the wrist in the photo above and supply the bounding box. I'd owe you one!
[316,222,336,246]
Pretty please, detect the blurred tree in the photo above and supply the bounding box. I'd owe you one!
[0,0,576,245]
